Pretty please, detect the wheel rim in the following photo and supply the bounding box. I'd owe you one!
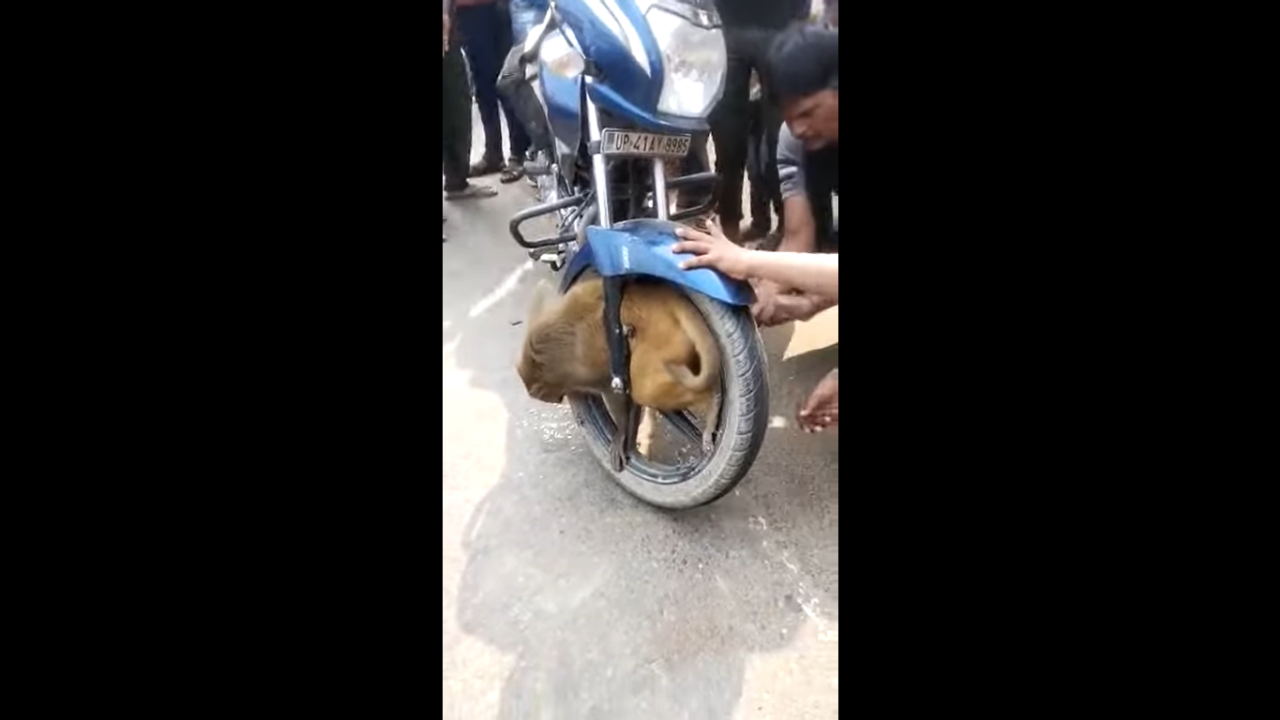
[573,390,724,486]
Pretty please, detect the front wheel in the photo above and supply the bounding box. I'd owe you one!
[567,284,770,509]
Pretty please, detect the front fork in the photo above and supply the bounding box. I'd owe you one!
[586,89,672,466]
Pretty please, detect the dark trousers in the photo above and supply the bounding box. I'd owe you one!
[744,98,781,231]
[443,44,473,192]
[709,27,784,228]
[457,3,530,162]
[804,145,840,252]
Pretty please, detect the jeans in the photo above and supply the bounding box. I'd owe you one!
[457,2,530,162]
[508,0,544,45]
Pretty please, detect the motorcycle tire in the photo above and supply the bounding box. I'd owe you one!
[566,280,770,509]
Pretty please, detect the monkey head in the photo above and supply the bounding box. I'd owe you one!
[516,348,567,404]
[517,279,569,404]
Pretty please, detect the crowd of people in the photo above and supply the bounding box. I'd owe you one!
[443,0,839,429]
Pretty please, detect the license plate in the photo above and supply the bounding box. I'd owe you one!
[600,129,691,158]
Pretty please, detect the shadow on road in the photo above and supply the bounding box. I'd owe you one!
[445,242,839,717]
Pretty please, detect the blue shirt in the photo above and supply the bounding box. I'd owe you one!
[509,0,548,44]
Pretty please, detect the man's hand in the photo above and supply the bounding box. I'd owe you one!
[443,14,450,55]
[753,288,824,327]
[750,278,785,324]
[672,218,752,280]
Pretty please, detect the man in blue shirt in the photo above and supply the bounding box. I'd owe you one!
[507,0,545,46]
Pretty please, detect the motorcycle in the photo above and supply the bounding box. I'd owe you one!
[509,0,769,509]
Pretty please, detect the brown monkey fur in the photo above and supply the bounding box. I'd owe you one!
[517,275,721,467]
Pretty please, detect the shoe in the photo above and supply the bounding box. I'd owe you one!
[444,182,499,200]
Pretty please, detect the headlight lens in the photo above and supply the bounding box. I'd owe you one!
[539,32,584,79]
[646,7,726,118]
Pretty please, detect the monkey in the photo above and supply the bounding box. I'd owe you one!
[517,275,721,471]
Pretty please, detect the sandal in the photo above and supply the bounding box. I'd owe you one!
[499,159,525,184]
[469,157,503,177]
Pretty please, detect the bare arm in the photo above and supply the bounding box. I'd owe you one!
[777,194,817,254]
[673,222,838,302]
[775,125,817,255]
[741,251,838,301]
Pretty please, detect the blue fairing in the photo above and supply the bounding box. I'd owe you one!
[544,0,713,133]
[555,0,663,114]
[539,62,582,154]
[562,219,755,306]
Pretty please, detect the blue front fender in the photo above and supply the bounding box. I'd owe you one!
[561,218,755,306]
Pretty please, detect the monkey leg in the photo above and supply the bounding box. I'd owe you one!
[636,406,658,457]
[699,392,722,455]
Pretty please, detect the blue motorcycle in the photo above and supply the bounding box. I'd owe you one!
[509,0,769,508]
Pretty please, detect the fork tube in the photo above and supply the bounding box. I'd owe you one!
[651,158,669,220]
[585,90,612,228]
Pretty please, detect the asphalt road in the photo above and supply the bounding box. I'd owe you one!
[443,115,839,720]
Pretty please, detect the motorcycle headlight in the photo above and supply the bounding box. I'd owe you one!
[645,4,726,118]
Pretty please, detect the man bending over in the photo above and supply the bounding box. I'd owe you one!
[752,23,840,329]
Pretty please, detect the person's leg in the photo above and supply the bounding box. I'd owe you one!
[708,29,752,240]
[492,4,531,178]
[750,29,787,235]
[442,45,472,192]
[496,44,553,158]
[744,100,771,240]
[457,4,505,174]
[498,105,531,180]
[760,96,785,232]
[444,44,497,199]
[752,95,783,225]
